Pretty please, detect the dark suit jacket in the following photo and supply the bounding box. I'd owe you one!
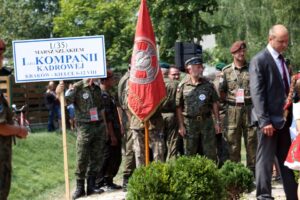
[249,48,288,129]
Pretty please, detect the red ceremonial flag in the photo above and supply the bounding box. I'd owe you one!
[128,0,166,122]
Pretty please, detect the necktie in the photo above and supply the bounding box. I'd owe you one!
[278,54,289,96]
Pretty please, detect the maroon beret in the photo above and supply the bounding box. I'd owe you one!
[230,41,246,53]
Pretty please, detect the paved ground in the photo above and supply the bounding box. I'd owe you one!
[78,190,126,200]
[77,181,285,200]
[242,182,285,200]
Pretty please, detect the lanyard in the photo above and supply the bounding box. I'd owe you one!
[232,65,246,88]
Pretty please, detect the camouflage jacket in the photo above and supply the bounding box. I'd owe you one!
[161,78,179,114]
[0,97,13,168]
[101,90,120,130]
[118,71,130,111]
[176,75,219,117]
[65,79,103,123]
[219,63,251,103]
[130,110,163,131]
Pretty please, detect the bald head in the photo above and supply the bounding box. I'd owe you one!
[268,24,289,53]
[269,24,288,37]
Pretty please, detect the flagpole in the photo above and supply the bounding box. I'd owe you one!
[145,120,150,166]
[59,81,70,200]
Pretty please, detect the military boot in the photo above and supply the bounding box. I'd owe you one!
[86,176,104,195]
[72,179,85,200]
[122,175,130,192]
[103,176,122,191]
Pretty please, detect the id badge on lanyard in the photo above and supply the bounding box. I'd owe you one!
[235,88,245,103]
[89,107,99,122]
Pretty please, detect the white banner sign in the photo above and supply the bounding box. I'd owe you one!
[13,36,107,83]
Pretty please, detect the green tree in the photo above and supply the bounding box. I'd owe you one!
[53,0,137,67]
[148,0,221,62]
[0,0,59,57]
[208,0,300,69]
[272,0,300,69]
[206,0,276,65]
[54,0,222,66]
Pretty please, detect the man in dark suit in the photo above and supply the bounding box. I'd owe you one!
[250,24,298,200]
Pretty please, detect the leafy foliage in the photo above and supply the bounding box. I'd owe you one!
[127,156,225,200]
[0,0,59,56]
[53,0,137,67]
[219,161,254,199]
[1,0,223,68]
[206,0,300,70]
[168,156,224,200]
[147,0,222,62]
[127,162,172,200]
[54,0,222,67]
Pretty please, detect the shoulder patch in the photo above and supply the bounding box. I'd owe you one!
[73,80,84,89]
[222,64,233,72]
[178,78,187,89]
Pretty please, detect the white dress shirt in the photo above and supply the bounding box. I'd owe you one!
[267,44,290,84]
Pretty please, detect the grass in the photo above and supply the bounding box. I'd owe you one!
[8,131,248,199]
[10,131,77,200]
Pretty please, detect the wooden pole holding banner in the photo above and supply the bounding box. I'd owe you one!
[145,120,150,166]
[59,80,70,200]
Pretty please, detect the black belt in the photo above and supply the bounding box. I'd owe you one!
[226,101,252,107]
[185,112,211,121]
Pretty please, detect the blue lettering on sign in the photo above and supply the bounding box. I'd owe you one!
[45,56,53,64]
[36,63,84,72]
[37,66,43,71]
[36,57,44,65]
[34,54,98,65]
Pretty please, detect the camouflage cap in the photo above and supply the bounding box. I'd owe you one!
[230,41,246,53]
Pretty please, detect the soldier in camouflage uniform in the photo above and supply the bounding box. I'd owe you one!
[131,111,165,167]
[117,69,136,191]
[213,63,229,167]
[96,70,122,190]
[160,63,180,160]
[176,57,221,160]
[0,90,27,200]
[56,78,105,199]
[0,40,28,200]
[219,41,257,174]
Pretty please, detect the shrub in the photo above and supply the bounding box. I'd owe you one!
[219,161,254,199]
[126,162,172,200]
[169,156,225,200]
[127,156,225,200]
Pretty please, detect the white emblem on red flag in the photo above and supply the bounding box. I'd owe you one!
[131,37,158,84]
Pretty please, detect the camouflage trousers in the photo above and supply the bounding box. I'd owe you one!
[216,112,229,167]
[162,113,178,161]
[75,121,105,180]
[123,128,136,178]
[132,129,165,167]
[97,128,122,184]
[183,115,217,161]
[0,136,12,200]
[223,105,257,172]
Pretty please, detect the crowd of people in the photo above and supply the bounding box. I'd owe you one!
[1,23,300,200]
